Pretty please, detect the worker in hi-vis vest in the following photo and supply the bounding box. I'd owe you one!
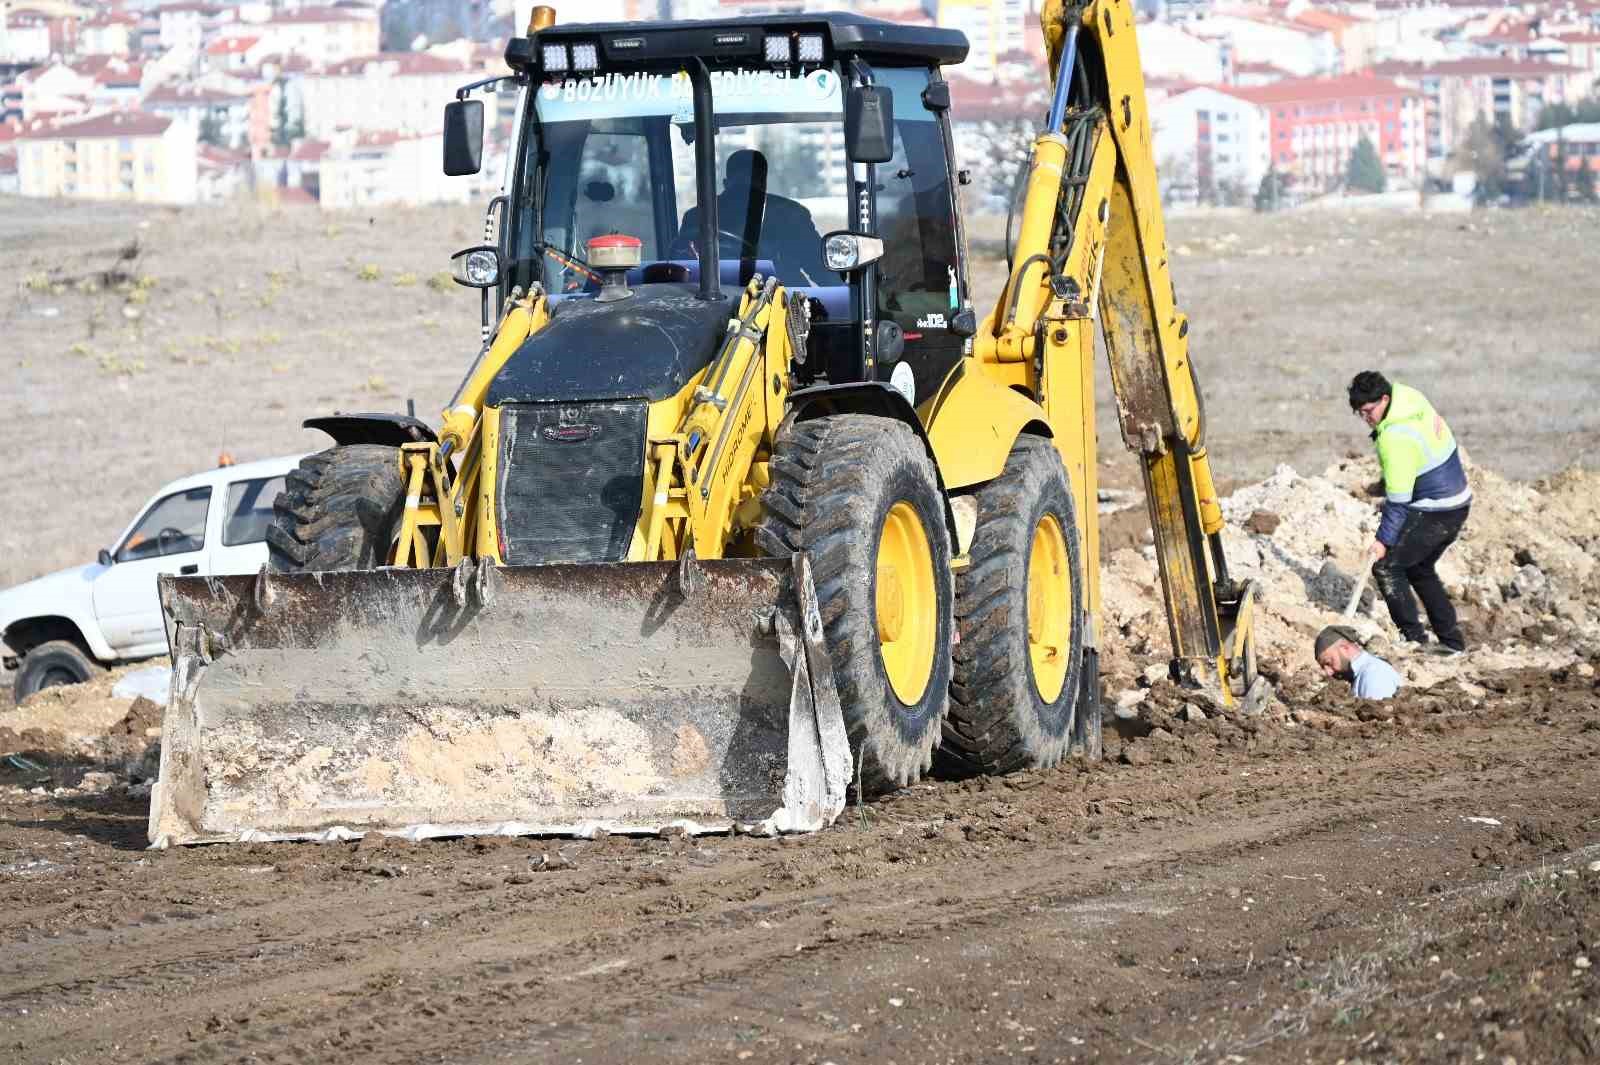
[1348,371,1472,654]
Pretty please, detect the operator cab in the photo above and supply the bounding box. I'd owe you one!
[450,13,975,410]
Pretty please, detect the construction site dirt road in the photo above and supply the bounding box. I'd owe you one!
[4,659,1598,1065]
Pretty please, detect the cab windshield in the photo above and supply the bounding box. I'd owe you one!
[509,67,849,296]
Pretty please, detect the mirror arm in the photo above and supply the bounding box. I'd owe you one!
[455,74,518,101]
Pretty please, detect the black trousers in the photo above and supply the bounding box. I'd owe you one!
[1373,505,1469,650]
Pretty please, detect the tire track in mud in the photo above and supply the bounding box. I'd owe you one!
[2,669,1596,1064]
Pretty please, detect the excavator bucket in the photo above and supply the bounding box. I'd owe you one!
[147,555,851,846]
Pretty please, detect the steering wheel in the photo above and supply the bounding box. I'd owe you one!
[156,527,188,555]
[667,228,759,263]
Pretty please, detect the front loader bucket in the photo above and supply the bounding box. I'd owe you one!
[148,556,850,846]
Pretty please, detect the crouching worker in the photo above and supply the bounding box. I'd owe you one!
[1315,625,1401,700]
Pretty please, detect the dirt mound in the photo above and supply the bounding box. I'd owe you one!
[0,665,162,785]
[1096,457,1600,705]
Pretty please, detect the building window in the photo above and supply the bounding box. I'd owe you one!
[118,137,132,153]
[1197,109,1210,121]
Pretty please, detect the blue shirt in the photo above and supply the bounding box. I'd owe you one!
[1349,651,1400,700]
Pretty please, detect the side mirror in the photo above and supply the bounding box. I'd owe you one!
[443,99,484,176]
[97,548,113,567]
[821,231,884,273]
[949,307,977,338]
[450,245,501,288]
[845,84,893,164]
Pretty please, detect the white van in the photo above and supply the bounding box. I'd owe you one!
[0,455,306,702]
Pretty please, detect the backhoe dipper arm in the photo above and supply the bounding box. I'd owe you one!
[991,0,1242,691]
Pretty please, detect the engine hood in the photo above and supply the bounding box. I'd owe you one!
[0,563,102,641]
[485,284,736,406]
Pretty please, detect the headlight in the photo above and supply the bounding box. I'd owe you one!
[450,245,502,288]
[797,33,825,63]
[570,41,599,71]
[764,34,792,63]
[542,43,568,72]
[821,231,884,272]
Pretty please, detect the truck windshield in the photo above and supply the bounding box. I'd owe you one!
[510,67,849,295]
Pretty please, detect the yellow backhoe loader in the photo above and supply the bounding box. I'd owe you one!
[148,0,1265,846]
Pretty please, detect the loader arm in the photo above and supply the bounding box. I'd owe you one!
[979,0,1260,703]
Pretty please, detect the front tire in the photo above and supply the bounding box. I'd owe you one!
[266,445,406,572]
[757,414,954,793]
[13,639,100,704]
[942,434,1085,776]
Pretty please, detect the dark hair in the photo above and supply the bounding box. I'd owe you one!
[1348,370,1391,411]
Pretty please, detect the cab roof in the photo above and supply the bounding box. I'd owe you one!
[507,12,969,70]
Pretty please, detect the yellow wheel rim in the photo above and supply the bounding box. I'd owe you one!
[876,500,937,706]
[1028,513,1072,703]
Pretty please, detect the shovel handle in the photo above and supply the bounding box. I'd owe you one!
[1343,562,1372,620]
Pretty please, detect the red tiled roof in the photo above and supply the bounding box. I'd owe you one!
[1234,60,1293,74]
[318,51,465,76]
[157,2,224,15]
[1225,73,1416,105]
[266,6,370,24]
[144,84,250,106]
[289,138,330,161]
[17,110,172,140]
[1293,9,1365,32]
[197,143,248,165]
[206,36,259,55]
[1371,57,1584,77]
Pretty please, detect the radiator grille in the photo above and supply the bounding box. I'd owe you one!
[497,402,647,565]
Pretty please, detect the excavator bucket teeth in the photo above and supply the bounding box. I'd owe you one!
[147,558,850,847]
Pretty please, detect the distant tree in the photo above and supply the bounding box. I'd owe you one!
[1450,112,1507,203]
[1577,155,1597,203]
[271,86,303,148]
[198,109,225,148]
[1253,167,1286,212]
[1346,135,1386,193]
[1215,174,1247,207]
[1553,134,1570,201]
[381,2,421,51]
[1535,97,1600,131]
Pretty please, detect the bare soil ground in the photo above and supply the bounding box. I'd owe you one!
[4,198,1600,1062]
[2,664,1598,1064]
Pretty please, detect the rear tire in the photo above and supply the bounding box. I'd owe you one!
[941,434,1085,776]
[267,445,406,572]
[757,414,954,793]
[13,639,100,704]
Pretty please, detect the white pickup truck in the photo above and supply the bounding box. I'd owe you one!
[1,455,306,703]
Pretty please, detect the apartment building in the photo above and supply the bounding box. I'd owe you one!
[1230,73,1425,192]
[296,51,469,140]
[1373,57,1588,167]
[1152,84,1272,202]
[15,109,197,202]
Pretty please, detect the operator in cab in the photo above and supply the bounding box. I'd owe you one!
[676,149,830,285]
[1349,371,1472,656]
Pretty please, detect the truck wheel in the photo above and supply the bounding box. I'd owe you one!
[757,414,954,793]
[267,445,406,572]
[13,640,101,704]
[942,434,1085,775]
